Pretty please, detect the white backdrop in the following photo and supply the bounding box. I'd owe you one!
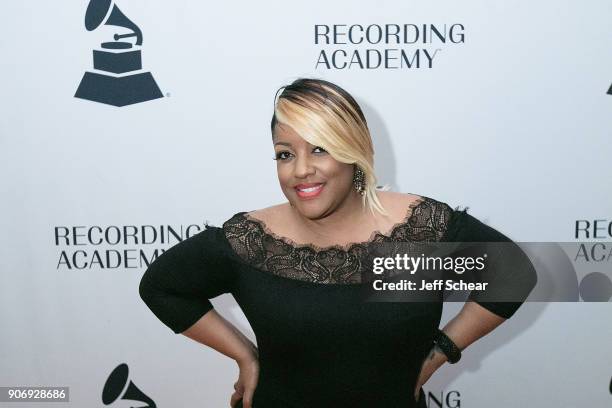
[1,1,611,407]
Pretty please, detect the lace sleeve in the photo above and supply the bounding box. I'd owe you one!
[443,209,538,319]
[138,225,234,334]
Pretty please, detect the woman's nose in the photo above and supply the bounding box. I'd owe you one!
[293,155,315,178]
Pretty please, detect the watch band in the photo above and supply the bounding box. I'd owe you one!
[433,329,461,364]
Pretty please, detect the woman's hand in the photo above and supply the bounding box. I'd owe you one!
[230,354,260,408]
[413,347,447,402]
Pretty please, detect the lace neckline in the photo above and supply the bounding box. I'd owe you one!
[221,196,453,284]
[238,196,427,253]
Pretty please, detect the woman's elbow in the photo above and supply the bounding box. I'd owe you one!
[138,261,163,304]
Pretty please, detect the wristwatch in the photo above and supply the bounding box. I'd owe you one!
[433,329,461,364]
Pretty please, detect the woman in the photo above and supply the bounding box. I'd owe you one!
[139,78,537,408]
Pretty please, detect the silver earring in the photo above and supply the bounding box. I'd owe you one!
[353,166,366,196]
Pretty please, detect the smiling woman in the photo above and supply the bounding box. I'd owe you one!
[271,78,386,216]
[138,77,537,408]
[271,123,362,222]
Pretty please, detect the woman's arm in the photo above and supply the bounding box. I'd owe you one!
[182,310,259,408]
[138,226,260,407]
[183,309,258,366]
[441,301,506,352]
[414,301,505,400]
[413,207,538,401]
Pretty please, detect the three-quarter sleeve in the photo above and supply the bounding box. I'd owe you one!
[138,225,234,334]
[442,208,537,319]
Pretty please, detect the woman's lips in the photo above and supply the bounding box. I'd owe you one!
[294,183,325,199]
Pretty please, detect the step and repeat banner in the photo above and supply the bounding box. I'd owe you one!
[1,1,611,407]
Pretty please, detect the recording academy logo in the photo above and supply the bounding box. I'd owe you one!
[75,0,163,107]
[102,363,156,407]
[54,222,208,270]
[314,23,465,70]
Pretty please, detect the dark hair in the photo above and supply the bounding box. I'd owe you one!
[270,78,367,137]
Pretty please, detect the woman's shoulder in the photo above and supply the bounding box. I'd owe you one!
[378,190,455,217]
[377,190,421,210]
[377,191,458,239]
[244,202,289,222]
[221,202,290,232]
[377,191,504,244]
[144,224,232,275]
[408,194,512,243]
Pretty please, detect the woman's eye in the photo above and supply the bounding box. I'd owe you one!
[274,151,293,160]
[273,147,326,161]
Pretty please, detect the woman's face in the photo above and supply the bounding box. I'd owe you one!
[273,123,355,220]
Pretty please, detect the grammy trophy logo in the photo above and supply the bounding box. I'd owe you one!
[102,363,156,407]
[75,0,163,107]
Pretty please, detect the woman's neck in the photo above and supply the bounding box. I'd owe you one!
[288,191,377,244]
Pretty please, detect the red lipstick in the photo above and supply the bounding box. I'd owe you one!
[294,183,325,199]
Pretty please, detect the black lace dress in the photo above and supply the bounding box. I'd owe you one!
[138,195,537,408]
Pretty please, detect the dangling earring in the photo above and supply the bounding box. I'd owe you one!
[353,166,366,196]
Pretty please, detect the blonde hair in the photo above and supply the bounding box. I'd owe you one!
[271,78,389,216]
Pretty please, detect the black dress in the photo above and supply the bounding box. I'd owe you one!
[139,195,537,408]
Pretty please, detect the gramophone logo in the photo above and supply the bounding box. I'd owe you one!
[75,0,163,107]
[102,363,156,407]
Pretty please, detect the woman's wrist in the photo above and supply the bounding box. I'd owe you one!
[433,329,462,364]
[423,344,448,372]
[235,341,259,367]
[431,344,449,365]
[416,345,447,390]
